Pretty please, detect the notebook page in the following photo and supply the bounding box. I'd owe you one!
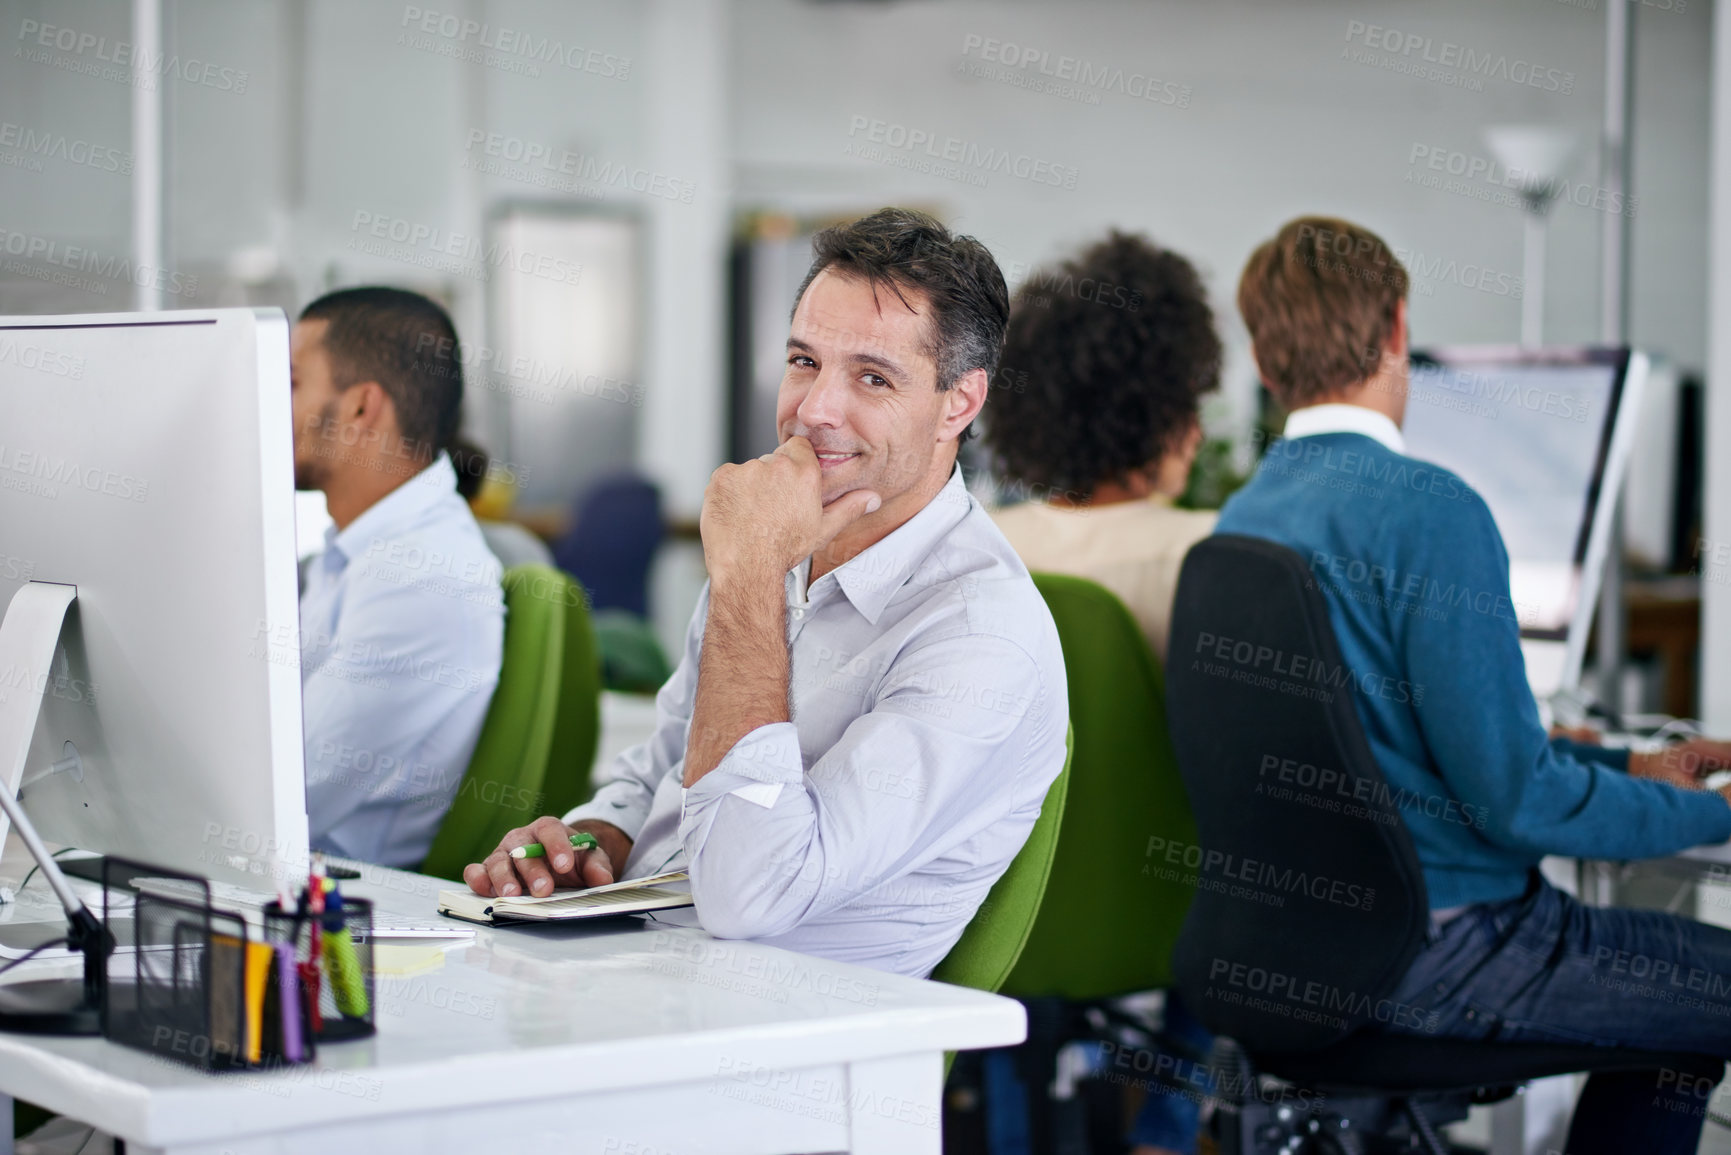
[482,871,689,908]
[494,883,691,915]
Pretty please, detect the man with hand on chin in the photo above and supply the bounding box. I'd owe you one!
[463,208,1069,977]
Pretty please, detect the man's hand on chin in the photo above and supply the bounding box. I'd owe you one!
[699,436,881,587]
[683,437,882,789]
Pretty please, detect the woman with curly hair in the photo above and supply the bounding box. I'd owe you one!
[983,231,1223,1155]
[987,230,1223,663]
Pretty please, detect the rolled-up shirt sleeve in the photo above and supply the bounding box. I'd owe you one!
[678,632,1050,942]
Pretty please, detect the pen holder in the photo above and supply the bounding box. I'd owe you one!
[265,893,375,1042]
[100,857,317,1072]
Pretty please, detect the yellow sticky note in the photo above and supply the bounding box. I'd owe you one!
[243,940,274,1064]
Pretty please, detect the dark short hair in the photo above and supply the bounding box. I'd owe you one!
[298,287,464,460]
[985,231,1221,497]
[794,207,1010,442]
[1238,216,1408,410]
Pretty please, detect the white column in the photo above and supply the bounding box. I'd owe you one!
[1595,0,1633,713]
[131,0,164,313]
[1705,0,1731,730]
[638,0,731,522]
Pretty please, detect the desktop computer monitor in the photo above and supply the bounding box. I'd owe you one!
[0,308,309,915]
[1402,346,1647,700]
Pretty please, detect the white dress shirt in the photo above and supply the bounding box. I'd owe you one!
[565,466,1070,978]
[299,453,505,866]
[1282,402,1407,454]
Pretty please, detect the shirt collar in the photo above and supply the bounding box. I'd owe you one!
[1281,403,1406,455]
[328,453,460,564]
[810,465,973,626]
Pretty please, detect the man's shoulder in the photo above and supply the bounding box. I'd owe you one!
[1356,443,1497,541]
[347,492,503,591]
[1217,455,1509,616]
[904,502,1063,662]
[1228,438,1491,533]
[330,502,506,641]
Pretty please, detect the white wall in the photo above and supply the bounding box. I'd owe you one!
[8,0,1713,459]
[730,0,1710,439]
[287,0,651,487]
[0,0,1719,653]
[0,0,135,312]
[1703,0,1731,731]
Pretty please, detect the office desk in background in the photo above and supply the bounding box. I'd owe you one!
[0,856,1025,1155]
[1623,576,1702,721]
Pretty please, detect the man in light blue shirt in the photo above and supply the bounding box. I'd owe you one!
[292,288,504,867]
[464,209,1070,978]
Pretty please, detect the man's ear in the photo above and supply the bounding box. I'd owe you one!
[939,367,989,443]
[345,381,395,441]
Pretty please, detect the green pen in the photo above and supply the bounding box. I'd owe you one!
[510,831,599,860]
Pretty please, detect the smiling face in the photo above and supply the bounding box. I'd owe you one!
[778,268,978,517]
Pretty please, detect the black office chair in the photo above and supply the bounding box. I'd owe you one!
[1164,534,1723,1155]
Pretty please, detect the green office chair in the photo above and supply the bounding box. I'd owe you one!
[930,727,1071,1081]
[1002,573,1198,1000]
[419,564,602,880]
[966,574,1201,1151]
[931,728,1072,993]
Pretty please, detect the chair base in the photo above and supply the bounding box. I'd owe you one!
[1209,1085,1481,1155]
[1207,1035,1490,1155]
[1205,1032,1726,1155]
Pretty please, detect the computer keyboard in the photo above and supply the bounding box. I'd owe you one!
[162,878,476,941]
[8,856,476,944]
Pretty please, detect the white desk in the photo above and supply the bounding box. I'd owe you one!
[1674,842,1731,868]
[0,862,1025,1154]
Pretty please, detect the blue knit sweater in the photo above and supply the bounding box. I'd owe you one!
[1216,431,1731,909]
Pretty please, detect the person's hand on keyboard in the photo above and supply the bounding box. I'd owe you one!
[1630,739,1731,792]
[463,817,632,898]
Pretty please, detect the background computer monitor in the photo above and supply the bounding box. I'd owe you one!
[0,308,308,894]
[1402,346,1647,699]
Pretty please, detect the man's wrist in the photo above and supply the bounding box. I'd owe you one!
[685,562,793,788]
[708,561,787,605]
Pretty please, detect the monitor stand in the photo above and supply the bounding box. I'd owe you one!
[0,582,78,850]
[0,966,102,1034]
[0,581,111,1034]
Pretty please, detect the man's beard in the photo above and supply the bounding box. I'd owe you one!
[293,399,339,491]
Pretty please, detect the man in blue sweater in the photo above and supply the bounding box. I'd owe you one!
[1219,215,1731,1152]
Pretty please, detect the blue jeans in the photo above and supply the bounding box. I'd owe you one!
[1373,875,1731,1154]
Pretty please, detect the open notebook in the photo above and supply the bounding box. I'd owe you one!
[436,871,693,926]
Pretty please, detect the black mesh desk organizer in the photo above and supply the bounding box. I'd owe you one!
[99,857,374,1071]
